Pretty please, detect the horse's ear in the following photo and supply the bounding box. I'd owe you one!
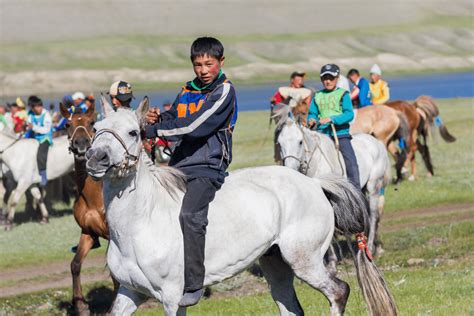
[135,96,150,127]
[100,93,114,117]
[85,100,95,117]
[59,102,70,119]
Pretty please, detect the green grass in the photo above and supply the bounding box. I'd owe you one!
[2,222,472,315]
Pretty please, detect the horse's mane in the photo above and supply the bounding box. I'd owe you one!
[272,104,293,129]
[141,152,186,199]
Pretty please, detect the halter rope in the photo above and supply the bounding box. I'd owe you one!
[92,128,141,176]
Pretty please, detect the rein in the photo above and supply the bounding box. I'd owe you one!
[92,128,141,176]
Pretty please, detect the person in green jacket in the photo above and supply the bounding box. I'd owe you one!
[308,64,360,188]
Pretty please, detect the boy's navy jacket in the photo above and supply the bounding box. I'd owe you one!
[145,73,237,181]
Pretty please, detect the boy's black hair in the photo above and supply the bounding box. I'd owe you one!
[28,95,43,107]
[347,69,360,77]
[190,37,224,61]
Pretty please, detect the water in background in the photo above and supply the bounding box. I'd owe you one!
[7,71,474,112]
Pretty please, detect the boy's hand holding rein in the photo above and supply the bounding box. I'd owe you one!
[146,108,160,124]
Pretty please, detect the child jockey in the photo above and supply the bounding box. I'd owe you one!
[25,96,53,187]
[145,37,238,307]
[308,64,361,188]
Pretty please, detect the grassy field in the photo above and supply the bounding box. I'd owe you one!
[0,98,473,314]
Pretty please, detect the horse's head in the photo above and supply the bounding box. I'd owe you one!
[274,105,307,172]
[60,101,96,159]
[86,95,149,180]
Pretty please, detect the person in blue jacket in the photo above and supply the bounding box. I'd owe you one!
[347,68,372,108]
[308,64,360,188]
[145,37,238,307]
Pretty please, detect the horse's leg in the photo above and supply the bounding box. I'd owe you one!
[408,130,418,181]
[326,243,338,275]
[29,186,49,224]
[259,248,304,316]
[71,232,95,315]
[366,180,381,254]
[109,286,147,316]
[291,253,349,316]
[5,181,29,231]
[388,142,404,183]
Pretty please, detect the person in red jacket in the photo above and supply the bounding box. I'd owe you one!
[270,71,306,105]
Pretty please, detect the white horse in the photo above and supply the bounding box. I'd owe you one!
[275,106,391,255]
[85,98,396,316]
[0,130,74,230]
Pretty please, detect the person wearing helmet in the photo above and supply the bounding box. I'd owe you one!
[308,64,360,188]
[24,96,53,187]
[369,64,390,105]
[107,81,134,109]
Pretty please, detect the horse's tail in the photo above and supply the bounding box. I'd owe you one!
[415,96,455,143]
[319,175,397,316]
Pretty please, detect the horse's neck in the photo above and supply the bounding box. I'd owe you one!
[73,159,89,193]
[305,129,341,175]
[103,158,178,231]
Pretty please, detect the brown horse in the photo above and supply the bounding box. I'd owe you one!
[59,102,116,315]
[385,100,432,180]
[350,105,410,183]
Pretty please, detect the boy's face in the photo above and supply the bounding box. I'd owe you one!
[290,75,304,88]
[348,74,358,84]
[370,73,380,83]
[321,75,338,91]
[192,54,225,85]
[32,104,43,115]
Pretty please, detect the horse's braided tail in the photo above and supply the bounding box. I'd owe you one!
[318,175,398,316]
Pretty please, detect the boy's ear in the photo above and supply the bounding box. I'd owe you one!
[219,56,225,68]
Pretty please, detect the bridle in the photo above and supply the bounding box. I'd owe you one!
[68,125,93,158]
[280,123,319,175]
[280,122,336,175]
[91,128,141,176]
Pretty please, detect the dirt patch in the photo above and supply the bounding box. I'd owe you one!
[383,203,474,220]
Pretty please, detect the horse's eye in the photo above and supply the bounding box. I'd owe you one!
[90,120,95,127]
[299,140,303,145]
[65,123,70,129]
[92,127,97,133]
[129,130,138,137]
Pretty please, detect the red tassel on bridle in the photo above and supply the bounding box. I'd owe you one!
[356,233,373,261]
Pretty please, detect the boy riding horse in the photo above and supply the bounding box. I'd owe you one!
[145,37,238,307]
[24,96,53,187]
[308,64,361,188]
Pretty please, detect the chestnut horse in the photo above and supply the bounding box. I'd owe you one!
[385,100,433,180]
[59,102,117,315]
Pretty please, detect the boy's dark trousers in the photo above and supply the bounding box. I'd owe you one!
[179,177,221,292]
[37,141,49,172]
[334,135,361,188]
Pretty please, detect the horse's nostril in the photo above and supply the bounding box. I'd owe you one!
[97,150,110,165]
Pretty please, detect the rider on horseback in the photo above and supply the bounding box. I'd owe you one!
[369,64,390,105]
[24,96,53,187]
[144,37,238,307]
[107,81,134,109]
[308,64,361,188]
[348,68,372,108]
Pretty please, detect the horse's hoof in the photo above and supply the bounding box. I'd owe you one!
[426,172,433,178]
[401,167,408,174]
[40,218,49,225]
[4,223,12,231]
[408,175,415,181]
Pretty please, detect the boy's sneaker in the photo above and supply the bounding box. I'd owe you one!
[39,170,48,187]
[178,288,204,307]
